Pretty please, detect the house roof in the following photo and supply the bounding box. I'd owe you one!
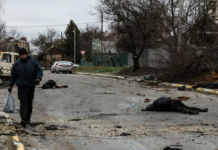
[46,47,62,55]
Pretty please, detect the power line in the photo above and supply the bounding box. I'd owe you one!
[5,22,101,28]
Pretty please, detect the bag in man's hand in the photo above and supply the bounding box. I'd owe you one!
[3,92,15,113]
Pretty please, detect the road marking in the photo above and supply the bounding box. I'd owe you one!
[2,113,25,150]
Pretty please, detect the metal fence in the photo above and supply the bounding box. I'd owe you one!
[92,53,128,66]
[80,60,93,66]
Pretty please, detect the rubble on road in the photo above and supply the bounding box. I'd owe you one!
[178,96,190,101]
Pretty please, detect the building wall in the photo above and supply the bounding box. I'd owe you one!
[45,54,62,62]
[128,48,170,68]
[0,42,30,53]
[17,42,30,52]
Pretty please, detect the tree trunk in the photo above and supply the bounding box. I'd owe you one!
[133,57,139,72]
[117,58,122,67]
[109,51,115,67]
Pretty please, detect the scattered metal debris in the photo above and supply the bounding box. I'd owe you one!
[116,133,131,136]
[144,98,150,102]
[178,96,190,101]
[114,126,122,128]
[163,146,182,150]
[44,125,66,131]
[69,119,82,122]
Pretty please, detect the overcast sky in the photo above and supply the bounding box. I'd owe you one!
[1,0,104,42]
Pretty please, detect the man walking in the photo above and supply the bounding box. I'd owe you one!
[8,48,43,127]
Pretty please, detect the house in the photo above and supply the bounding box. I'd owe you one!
[92,31,117,54]
[45,47,62,62]
[91,31,128,66]
[0,37,30,53]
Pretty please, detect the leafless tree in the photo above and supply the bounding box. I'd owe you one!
[0,25,23,52]
[31,28,60,64]
[0,23,6,42]
[95,0,161,71]
[146,0,218,81]
[80,25,101,61]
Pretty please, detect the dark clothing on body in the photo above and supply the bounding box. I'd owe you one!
[42,80,56,89]
[192,83,218,89]
[144,97,208,115]
[42,80,68,89]
[145,97,175,111]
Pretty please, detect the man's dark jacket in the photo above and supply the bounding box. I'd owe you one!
[9,58,43,88]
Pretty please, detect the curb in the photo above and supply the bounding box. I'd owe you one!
[76,72,126,80]
[75,72,218,95]
[0,112,24,150]
[160,82,218,94]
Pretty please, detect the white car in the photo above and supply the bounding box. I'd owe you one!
[55,61,73,74]
[50,61,59,73]
[72,63,79,68]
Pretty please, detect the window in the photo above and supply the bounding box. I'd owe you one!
[2,54,12,63]
[14,56,19,62]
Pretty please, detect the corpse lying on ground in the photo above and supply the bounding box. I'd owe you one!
[42,80,68,89]
[141,97,208,115]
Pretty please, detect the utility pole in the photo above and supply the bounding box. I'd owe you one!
[74,26,76,64]
[178,0,183,52]
[101,11,103,55]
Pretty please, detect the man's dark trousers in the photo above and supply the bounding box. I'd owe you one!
[18,87,35,121]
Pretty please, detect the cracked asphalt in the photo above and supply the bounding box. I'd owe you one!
[1,70,218,150]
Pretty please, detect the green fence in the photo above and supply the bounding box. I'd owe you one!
[80,60,93,66]
[92,53,128,66]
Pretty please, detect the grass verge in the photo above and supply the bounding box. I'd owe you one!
[74,66,126,74]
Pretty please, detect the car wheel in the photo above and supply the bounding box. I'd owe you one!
[56,71,59,73]
[69,71,73,74]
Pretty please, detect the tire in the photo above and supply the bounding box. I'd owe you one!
[69,71,73,74]
[50,70,53,73]
[56,71,59,74]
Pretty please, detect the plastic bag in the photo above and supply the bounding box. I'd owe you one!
[3,92,15,113]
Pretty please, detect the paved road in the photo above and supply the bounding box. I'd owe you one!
[1,71,218,150]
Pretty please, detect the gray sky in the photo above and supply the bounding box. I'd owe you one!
[1,0,103,42]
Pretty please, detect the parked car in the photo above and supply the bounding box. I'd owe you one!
[50,61,59,73]
[55,61,73,74]
[72,63,79,68]
[0,52,19,81]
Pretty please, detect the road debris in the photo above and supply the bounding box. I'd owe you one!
[45,125,66,131]
[116,133,131,136]
[178,96,190,101]
[155,89,170,93]
[177,85,186,91]
[104,92,116,94]
[163,146,182,150]
[144,98,150,102]
[69,119,82,122]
